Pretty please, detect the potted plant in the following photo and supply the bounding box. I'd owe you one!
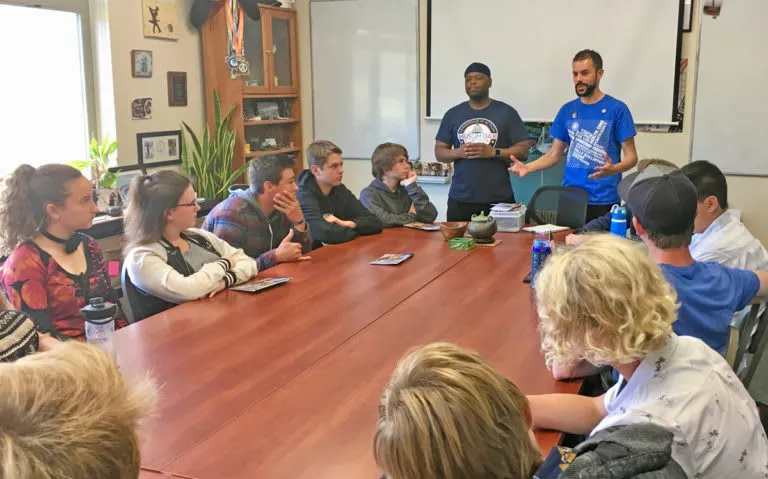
[181,90,249,210]
[69,135,119,209]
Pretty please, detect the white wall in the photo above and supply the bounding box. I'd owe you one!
[296,0,700,223]
[107,0,204,168]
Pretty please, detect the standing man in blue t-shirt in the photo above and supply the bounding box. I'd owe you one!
[435,62,530,221]
[509,50,638,221]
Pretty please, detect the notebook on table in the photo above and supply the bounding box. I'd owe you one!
[230,277,291,293]
[370,254,413,266]
[403,222,440,231]
[521,224,569,234]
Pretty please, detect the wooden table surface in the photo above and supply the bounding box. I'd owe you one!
[121,228,580,477]
[163,230,580,479]
[118,229,471,469]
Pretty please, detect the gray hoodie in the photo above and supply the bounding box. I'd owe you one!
[360,179,438,227]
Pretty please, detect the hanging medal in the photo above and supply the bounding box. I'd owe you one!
[225,0,248,78]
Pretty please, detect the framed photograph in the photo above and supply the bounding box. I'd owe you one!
[683,0,693,32]
[167,71,187,106]
[131,98,153,120]
[131,50,153,78]
[136,130,182,168]
[142,0,179,40]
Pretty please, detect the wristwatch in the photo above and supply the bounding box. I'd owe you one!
[292,219,306,227]
[494,148,501,157]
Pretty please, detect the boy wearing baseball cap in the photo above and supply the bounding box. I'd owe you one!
[623,166,768,354]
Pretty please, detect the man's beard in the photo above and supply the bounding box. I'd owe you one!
[575,82,596,97]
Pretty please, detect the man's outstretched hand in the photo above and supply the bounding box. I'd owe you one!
[588,153,619,180]
[508,155,530,178]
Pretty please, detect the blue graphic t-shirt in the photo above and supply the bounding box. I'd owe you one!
[436,100,528,203]
[549,95,636,205]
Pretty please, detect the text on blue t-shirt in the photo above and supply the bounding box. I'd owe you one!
[549,95,636,205]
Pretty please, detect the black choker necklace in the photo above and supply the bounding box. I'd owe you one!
[40,230,84,254]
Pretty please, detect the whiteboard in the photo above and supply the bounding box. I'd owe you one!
[310,0,419,159]
[429,0,681,124]
[691,2,767,176]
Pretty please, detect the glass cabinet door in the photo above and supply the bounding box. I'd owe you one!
[266,10,298,94]
[242,12,269,94]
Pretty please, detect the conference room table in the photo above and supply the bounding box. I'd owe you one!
[117,227,582,478]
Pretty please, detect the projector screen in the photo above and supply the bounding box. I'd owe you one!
[428,0,682,124]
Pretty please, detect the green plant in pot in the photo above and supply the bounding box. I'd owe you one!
[68,135,119,208]
[181,90,249,204]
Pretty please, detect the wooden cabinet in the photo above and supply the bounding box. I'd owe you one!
[241,7,299,96]
[202,4,303,178]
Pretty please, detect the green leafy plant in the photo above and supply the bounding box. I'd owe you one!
[68,135,119,189]
[181,91,249,200]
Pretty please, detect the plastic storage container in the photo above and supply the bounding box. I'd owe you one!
[490,204,527,232]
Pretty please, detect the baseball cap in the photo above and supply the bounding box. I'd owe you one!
[620,166,698,236]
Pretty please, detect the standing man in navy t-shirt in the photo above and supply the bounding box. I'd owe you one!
[509,50,638,221]
[435,62,530,221]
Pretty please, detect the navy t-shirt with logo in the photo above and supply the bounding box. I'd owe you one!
[436,100,528,203]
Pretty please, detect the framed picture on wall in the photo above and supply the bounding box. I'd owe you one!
[131,50,153,78]
[167,71,187,106]
[131,97,153,120]
[136,130,182,168]
[142,0,179,40]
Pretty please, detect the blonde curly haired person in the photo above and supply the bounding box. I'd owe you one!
[0,341,156,479]
[528,234,768,479]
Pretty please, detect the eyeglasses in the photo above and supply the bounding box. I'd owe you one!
[176,196,199,207]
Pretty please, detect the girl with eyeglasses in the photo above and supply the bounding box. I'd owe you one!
[122,170,257,316]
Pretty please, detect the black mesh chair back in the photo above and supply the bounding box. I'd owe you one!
[526,186,588,229]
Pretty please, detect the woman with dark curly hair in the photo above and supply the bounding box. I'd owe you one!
[0,164,127,340]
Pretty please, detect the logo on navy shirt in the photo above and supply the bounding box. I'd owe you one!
[457,118,498,146]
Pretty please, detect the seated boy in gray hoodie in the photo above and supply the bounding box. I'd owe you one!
[360,143,438,227]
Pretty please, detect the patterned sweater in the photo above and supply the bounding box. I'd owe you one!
[202,190,312,271]
[0,237,127,340]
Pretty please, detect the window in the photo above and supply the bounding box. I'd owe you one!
[0,0,96,179]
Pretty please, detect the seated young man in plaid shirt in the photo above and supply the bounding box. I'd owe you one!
[203,155,312,270]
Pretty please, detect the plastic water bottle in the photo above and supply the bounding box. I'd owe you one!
[531,234,552,288]
[81,297,117,360]
[610,204,628,238]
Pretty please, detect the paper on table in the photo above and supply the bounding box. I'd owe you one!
[521,224,569,234]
